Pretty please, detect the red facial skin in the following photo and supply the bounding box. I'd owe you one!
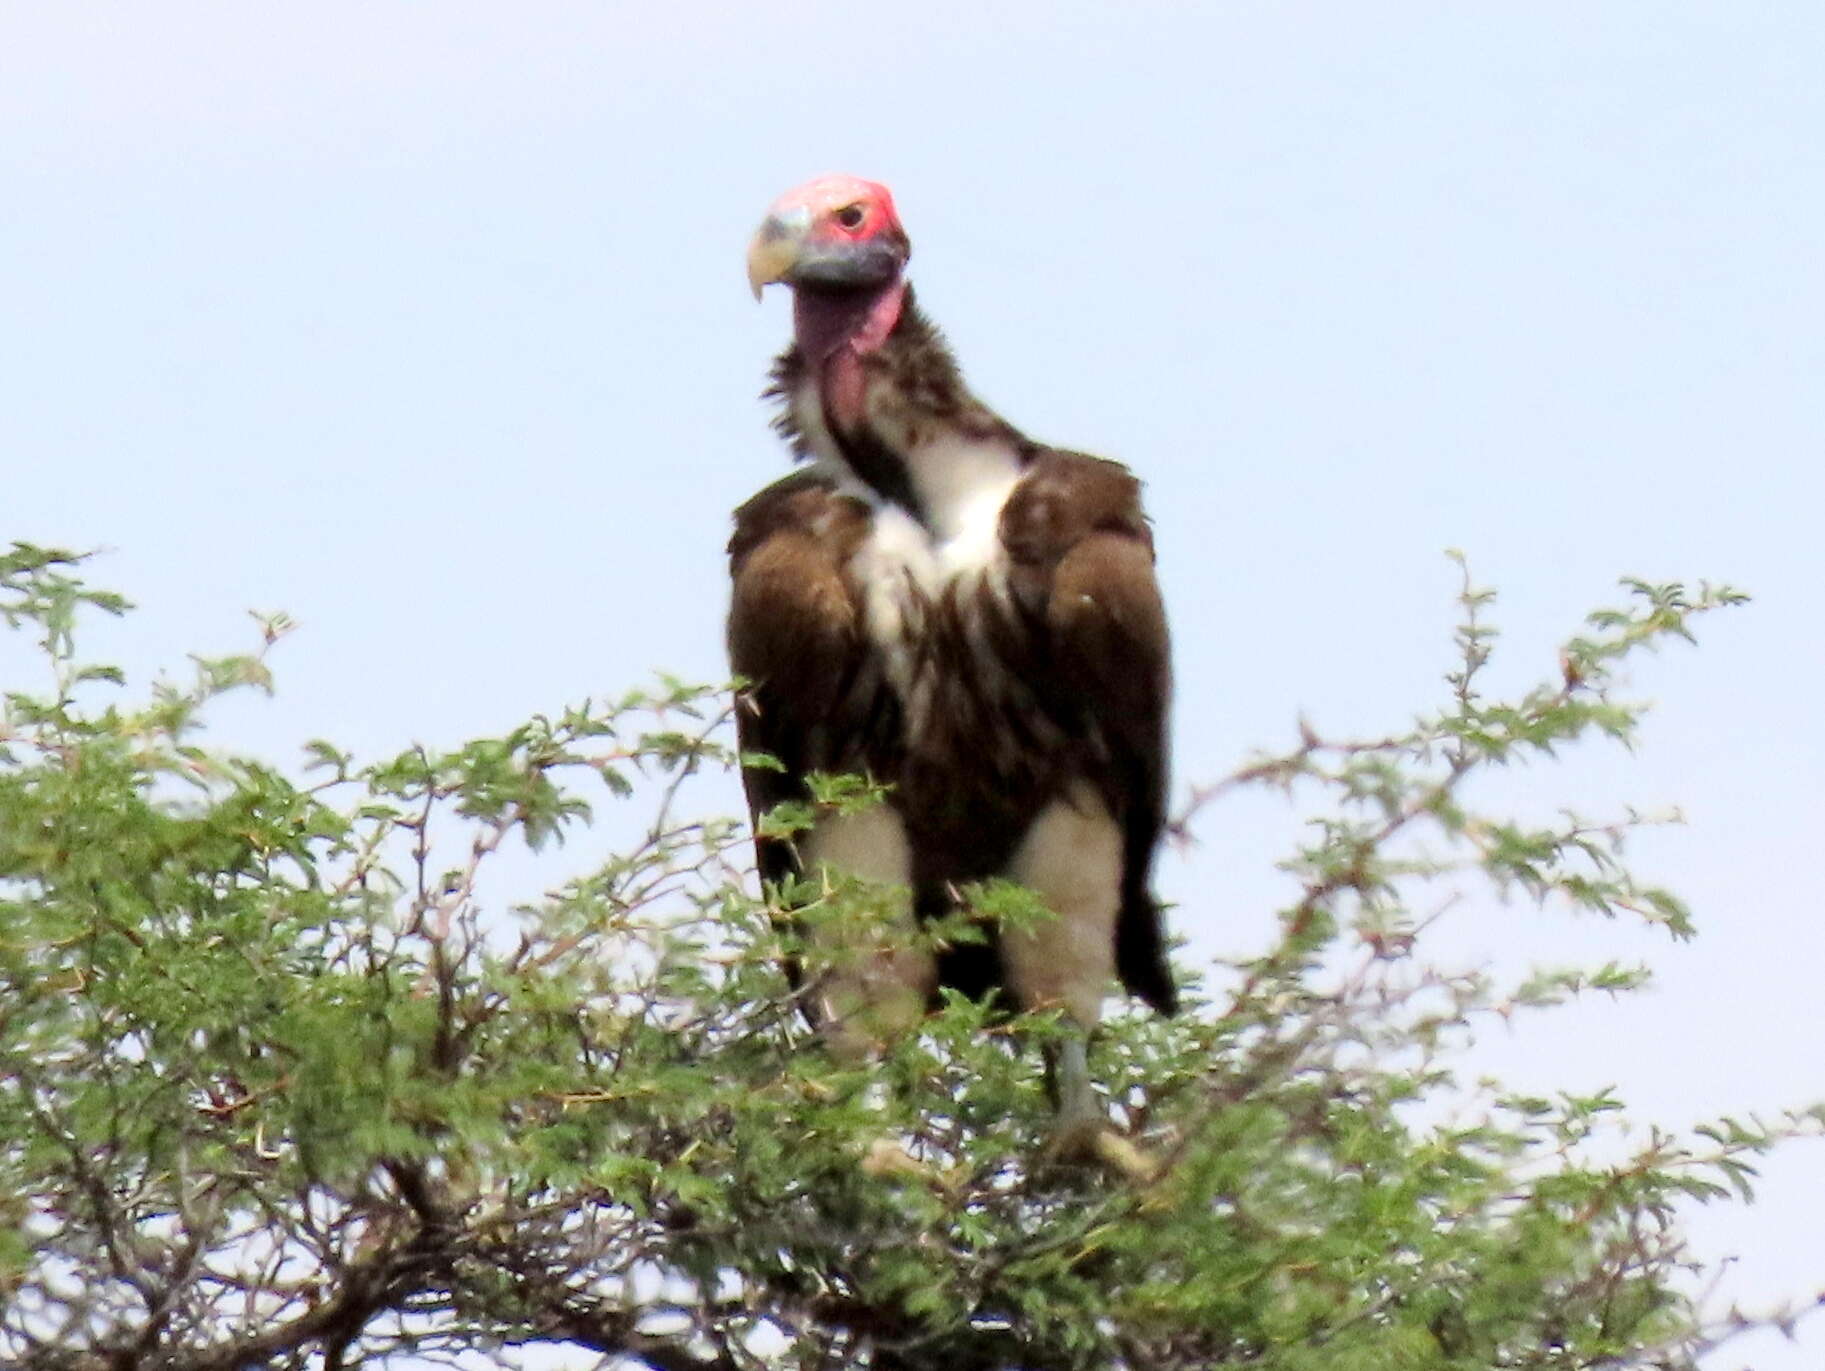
[763,174,905,250]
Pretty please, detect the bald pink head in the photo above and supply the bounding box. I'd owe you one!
[745,173,915,390]
[746,174,912,302]
[763,174,904,245]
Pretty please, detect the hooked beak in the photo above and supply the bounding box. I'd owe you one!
[746,206,812,301]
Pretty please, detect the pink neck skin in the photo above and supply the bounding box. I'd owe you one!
[792,280,906,433]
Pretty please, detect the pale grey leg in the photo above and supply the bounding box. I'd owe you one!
[1046,1033,1103,1136]
[1045,1038,1158,1181]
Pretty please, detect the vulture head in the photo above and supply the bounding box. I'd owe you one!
[746,175,913,365]
[746,174,910,298]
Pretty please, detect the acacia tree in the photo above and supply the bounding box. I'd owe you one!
[0,541,1817,1370]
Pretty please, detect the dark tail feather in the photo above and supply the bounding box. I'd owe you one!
[1115,887,1177,1016]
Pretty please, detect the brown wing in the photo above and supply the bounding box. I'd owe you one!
[1000,450,1176,1014]
[727,469,883,896]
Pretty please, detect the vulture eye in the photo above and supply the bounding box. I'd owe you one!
[834,203,867,230]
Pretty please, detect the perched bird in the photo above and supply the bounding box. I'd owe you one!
[730,174,1174,1152]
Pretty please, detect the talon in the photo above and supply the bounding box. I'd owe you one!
[1041,1117,1161,1183]
[859,1136,961,1193]
[1088,1127,1160,1183]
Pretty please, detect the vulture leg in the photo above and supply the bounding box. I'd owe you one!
[800,806,954,1188]
[1045,1034,1100,1136]
[1005,787,1158,1180]
[1039,1028,1156,1181]
[801,805,935,1060]
[1043,1036,1153,1182]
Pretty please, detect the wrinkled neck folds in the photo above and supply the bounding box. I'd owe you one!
[793,280,905,442]
[791,280,906,368]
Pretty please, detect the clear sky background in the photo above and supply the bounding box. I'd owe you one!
[4,4,1820,1367]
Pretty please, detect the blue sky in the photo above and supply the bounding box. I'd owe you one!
[5,4,1821,1365]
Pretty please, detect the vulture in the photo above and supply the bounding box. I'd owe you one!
[730,174,1174,1151]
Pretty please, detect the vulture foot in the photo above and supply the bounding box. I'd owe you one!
[1041,1116,1161,1183]
[860,1136,960,1193]
[1040,1034,1160,1182]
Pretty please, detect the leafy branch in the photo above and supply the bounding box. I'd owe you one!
[1,546,1814,1371]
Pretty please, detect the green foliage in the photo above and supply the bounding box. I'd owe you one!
[0,540,1816,1370]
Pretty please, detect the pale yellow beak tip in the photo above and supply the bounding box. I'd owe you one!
[745,218,804,302]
